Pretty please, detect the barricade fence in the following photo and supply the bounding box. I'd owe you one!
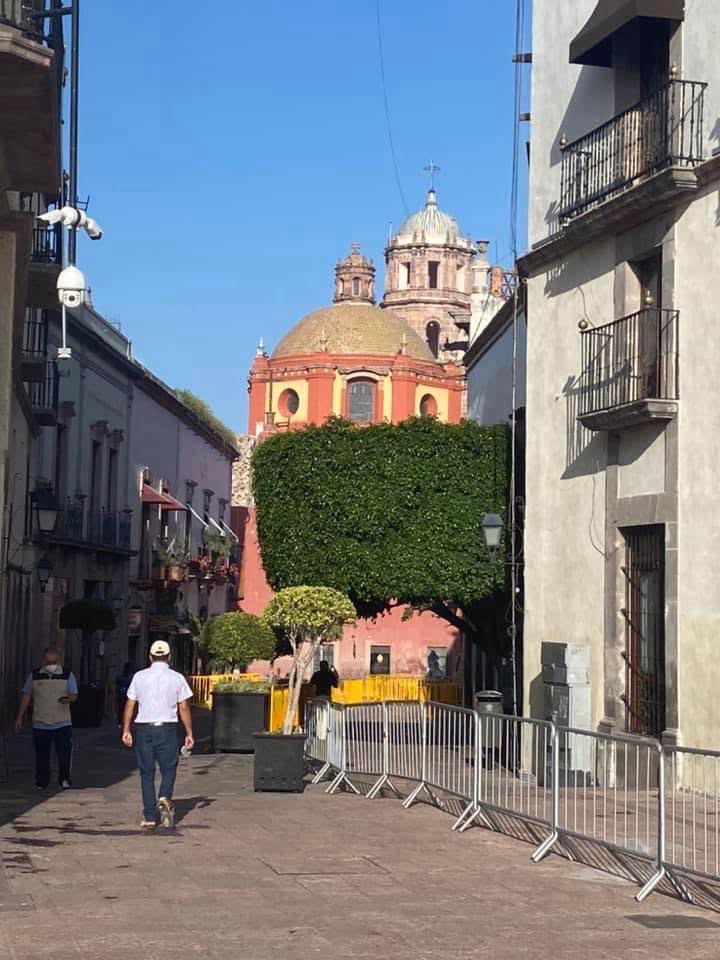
[303,699,720,907]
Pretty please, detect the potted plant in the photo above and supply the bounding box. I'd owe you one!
[202,526,227,557]
[201,611,276,752]
[255,586,355,791]
[153,538,187,581]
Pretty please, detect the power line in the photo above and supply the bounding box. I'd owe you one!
[376,0,409,216]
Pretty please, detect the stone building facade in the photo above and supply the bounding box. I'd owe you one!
[521,0,720,750]
[382,189,504,366]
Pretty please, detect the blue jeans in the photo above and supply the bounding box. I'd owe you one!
[134,724,179,821]
[33,726,73,787]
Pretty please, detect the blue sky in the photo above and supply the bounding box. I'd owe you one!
[75,1,528,433]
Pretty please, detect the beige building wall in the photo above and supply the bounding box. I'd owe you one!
[673,183,720,748]
[524,237,615,729]
[524,0,720,751]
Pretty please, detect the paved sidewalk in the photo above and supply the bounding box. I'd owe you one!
[0,716,718,960]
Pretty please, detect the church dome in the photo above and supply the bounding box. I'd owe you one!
[272,302,435,362]
[393,189,466,245]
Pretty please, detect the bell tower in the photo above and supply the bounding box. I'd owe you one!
[334,242,376,304]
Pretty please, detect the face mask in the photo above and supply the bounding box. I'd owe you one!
[44,664,62,675]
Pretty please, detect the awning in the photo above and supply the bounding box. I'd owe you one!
[220,518,239,542]
[142,483,186,511]
[570,0,684,66]
[187,504,208,528]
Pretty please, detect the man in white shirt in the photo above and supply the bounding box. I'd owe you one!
[121,640,194,831]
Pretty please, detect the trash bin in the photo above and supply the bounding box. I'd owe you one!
[474,690,504,717]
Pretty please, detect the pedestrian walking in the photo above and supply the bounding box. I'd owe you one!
[121,640,194,832]
[115,661,134,727]
[14,647,78,790]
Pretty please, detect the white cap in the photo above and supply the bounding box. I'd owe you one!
[150,640,171,657]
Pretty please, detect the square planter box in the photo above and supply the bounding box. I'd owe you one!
[253,732,306,792]
[211,691,267,752]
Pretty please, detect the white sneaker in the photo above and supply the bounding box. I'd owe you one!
[60,780,71,790]
[157,797,175,829]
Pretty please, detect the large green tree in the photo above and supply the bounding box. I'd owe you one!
[251,417,510,657]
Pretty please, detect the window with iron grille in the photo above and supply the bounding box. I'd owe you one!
[622,525,666,738]
[347,380,375,423]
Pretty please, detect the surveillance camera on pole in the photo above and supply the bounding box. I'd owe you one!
[35,203,104,360]
[55,265,89,360]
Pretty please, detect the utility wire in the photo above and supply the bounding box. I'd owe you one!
[376,0,409,216]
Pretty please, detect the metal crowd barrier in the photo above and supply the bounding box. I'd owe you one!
[302,699,720,906]
[657,745,720,902]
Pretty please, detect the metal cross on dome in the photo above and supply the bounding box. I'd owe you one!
[424,161,441,190]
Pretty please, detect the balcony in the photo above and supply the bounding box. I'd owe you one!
[0,1,61,193]
[0,1,43,36]
[578,308,679,431]
[51,497,134,553]
[560,79,706,226]
[20,307,48,381]
[31,220,61,263]
[24,359,58,425]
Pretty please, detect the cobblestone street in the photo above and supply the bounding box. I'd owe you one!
[0,714,716,959]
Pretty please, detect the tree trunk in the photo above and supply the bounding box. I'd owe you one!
[284,662,301,735]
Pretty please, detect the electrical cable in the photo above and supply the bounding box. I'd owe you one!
[375,0,409,216]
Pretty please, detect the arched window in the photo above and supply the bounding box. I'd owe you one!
[426,321,440,359]
[278,388,300,417]
[419,394,438,418]
[347,379,375,423]
[352,277,361,297]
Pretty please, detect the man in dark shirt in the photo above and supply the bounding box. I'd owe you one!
[310,660,339,698]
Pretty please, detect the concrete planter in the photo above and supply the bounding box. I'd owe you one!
[252,732,306,792]
[211,691,267,752]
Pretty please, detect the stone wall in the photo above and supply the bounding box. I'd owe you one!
[232,434,257,506]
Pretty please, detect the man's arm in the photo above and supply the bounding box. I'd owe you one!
[14,693,32,734]
[121,698,137,747]
[178,698,194,749]
[59,672,79,705]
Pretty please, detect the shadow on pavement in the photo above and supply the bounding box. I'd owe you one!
[0,709,211,829]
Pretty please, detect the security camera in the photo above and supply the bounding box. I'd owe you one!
[37,206,103,241]
[56,265,88,309]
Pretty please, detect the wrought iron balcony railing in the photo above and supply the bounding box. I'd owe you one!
[579,308,679,420]
[54,498,133,550]
[25,361,58,417]
[0,0,44,38]
[560,79,706,223]
[22,308,48,357]
[31,222,61,264]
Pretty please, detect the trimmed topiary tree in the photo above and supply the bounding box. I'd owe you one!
[262,586,356,734]
[201,611,276,673]
[251,416,510,656]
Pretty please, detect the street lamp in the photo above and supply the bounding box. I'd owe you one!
[480,511,504,563]
[36,554,53,593]
[34,487,60,535]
